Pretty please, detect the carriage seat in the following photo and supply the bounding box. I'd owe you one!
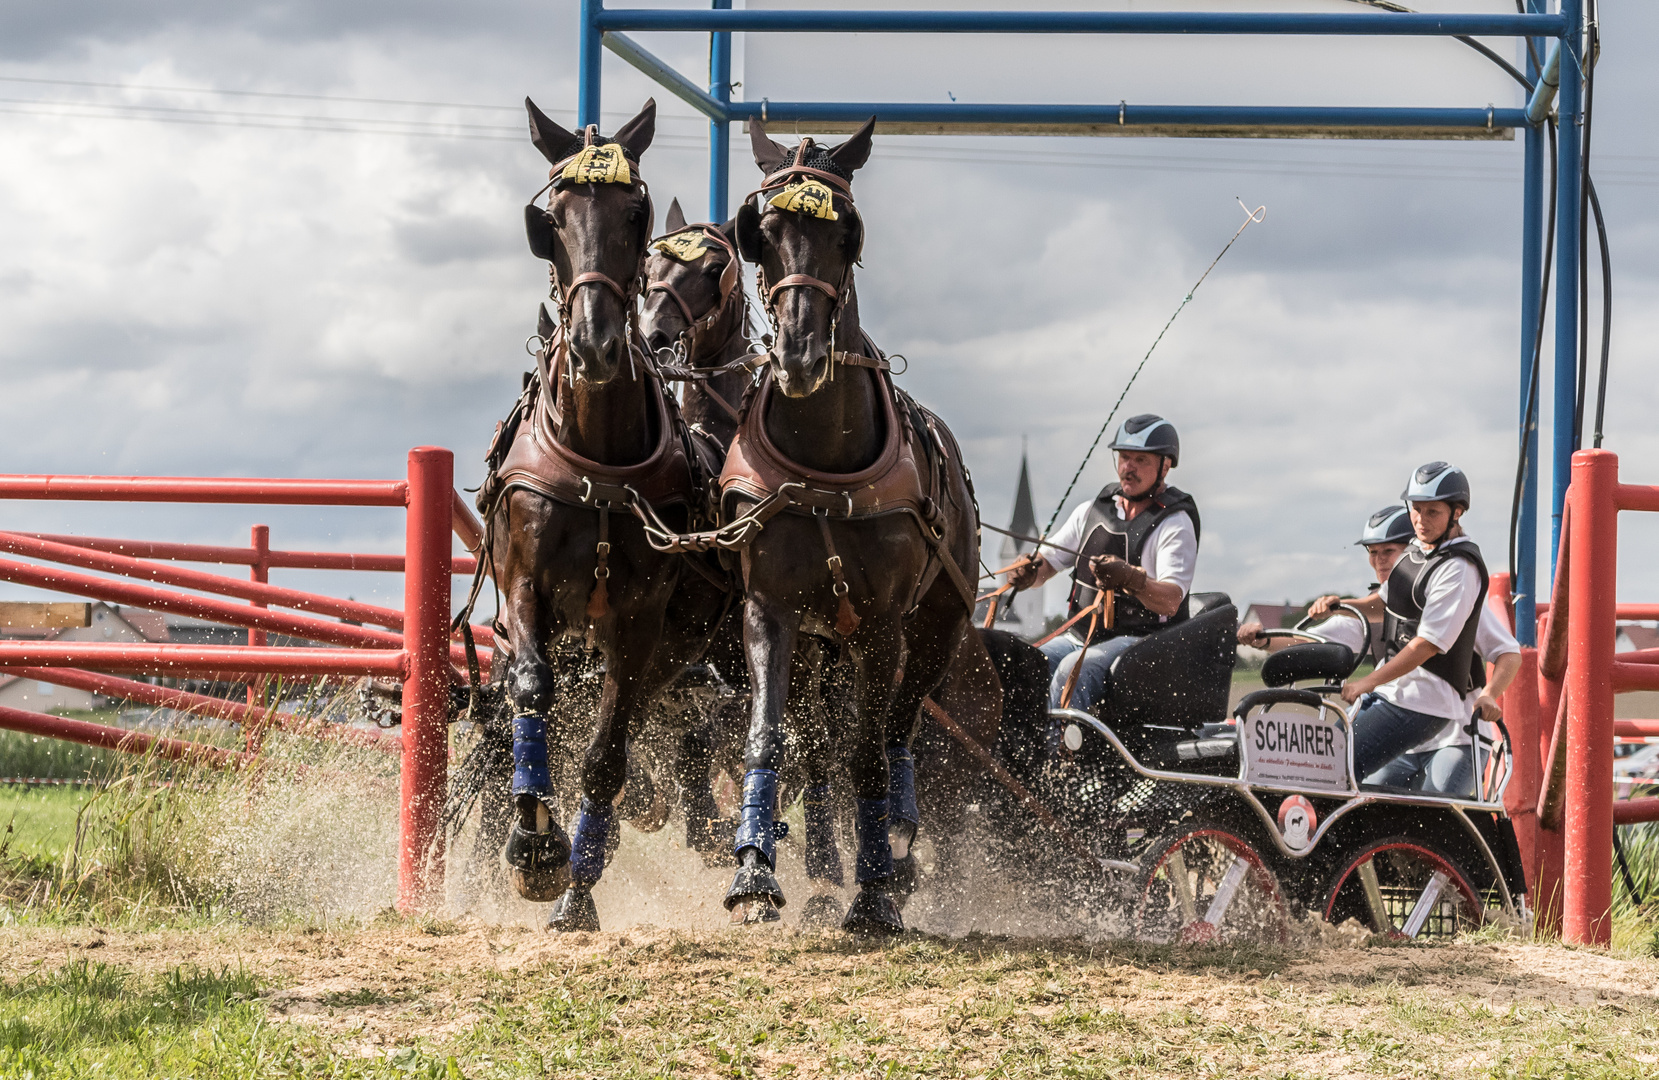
[1090,600,1238,768]
[1260,640,1358,689]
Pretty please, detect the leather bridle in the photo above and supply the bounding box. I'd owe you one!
[645,224,745,363]
[746,142,865,358]
[543,128,654,337]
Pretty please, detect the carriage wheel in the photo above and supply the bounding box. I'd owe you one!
[1322,838,1483,941]
[1134,827,1289,945]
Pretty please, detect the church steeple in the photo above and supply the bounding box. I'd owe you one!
[1008,443,1036,549]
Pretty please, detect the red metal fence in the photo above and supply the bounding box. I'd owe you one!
[1495,448,1659,947]
[0,447,489,913]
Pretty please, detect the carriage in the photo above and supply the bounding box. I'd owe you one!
[958,596,1529,943]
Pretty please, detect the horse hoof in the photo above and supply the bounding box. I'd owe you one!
[842,887,904,935]
[729,896,783,925]
[510,866,570,903]
[620,774,670,834]
[505,817,572,902]
[724,863,785,912]
[892,853,919,899]
[799,893,845,930]
[547,885,601,932]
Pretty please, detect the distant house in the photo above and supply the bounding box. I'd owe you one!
[1240,603,1297,633]
[1617,623,1659,654]
[0,603,167,712]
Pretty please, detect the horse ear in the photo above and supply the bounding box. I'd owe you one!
[525,98,579,164]
[747,120,792,174]
[613,98,656,160]
[538,303,556,339]
[665,198,688,233]
[827,117,876,177]
[734,201,763,264]
[525,204,557,260]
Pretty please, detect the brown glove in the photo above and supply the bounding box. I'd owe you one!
[1089,554,1146,593]
[1007,553,1046,591]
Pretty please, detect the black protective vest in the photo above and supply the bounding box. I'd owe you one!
[1381,538,1488,694]
[1067,483,1200,642]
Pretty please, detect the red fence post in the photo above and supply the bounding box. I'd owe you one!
[1503,646,1541,895]
[1563,449,1618,946]
[398,447,453,914]
[247,524,270,751]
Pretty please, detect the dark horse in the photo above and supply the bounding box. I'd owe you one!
[639,200,855,923]
[482,98,732,930]
[720,120,986,932]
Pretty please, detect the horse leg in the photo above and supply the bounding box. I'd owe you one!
[500,589,572,903]
[842,615,907,934]
[725,598,796,923]
[549,619,666,932]
[791,647,846,929]
[880,600,970,909]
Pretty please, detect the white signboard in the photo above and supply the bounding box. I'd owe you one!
[1241,703,1351,793]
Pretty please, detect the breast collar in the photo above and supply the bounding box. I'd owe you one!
[719,364,927,521]
[495,320,700,514]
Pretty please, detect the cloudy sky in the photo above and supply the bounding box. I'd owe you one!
[1,0,1654,625]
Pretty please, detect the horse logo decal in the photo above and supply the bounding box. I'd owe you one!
[559,143,632,186]
[768,178,839,221]
[652,230,711,262]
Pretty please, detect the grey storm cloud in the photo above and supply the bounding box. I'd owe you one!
[1,0,1657,617]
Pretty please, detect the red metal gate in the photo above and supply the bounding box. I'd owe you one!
[0,447,490,913]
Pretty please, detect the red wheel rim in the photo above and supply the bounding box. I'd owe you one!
[1139,827,1288,944]
[1323,840,1482,938]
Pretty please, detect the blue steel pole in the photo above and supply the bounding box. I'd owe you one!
[578,0,604,128]
[1549,1,1583,571]
[1516,9,1545,645]
[709,0,732,222]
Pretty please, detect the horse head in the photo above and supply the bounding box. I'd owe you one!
[524,97,656,386]
[641,197,744,363]
[735,118,874,399]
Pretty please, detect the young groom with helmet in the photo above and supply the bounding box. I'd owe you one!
[1008,414,1199,713]
[1308,463,1521,796]
[1238,504,1415,654]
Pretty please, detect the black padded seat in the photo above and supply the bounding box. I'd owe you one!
[1090,604,1238,767]
[1260,641,1357,688]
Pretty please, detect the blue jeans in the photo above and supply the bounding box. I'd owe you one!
[1040,634,1141,713]
[1363,746,1477,797]
[1350,693,1458,786]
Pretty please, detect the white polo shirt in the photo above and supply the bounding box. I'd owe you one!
[1042,494,1198,619]
[1410,603,1522,753]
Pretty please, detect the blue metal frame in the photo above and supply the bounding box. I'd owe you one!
[580,3,1584,632]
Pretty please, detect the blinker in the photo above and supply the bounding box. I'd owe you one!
[768,178,838,221]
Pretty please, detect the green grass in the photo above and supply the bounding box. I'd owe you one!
[0,785,89,867]
[0,958,465,1079]
[0,727,126,782]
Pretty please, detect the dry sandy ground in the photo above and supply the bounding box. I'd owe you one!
[4,919,1656,1077]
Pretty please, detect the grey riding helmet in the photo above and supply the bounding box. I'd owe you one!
[1355,505,1413,547]
[1401,461,1471,510]
[1109,414,1180,466]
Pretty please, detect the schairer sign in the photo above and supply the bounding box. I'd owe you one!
[1242,703,1350,793]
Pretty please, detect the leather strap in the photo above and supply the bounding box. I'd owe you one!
[646,278,697,328]
[766,273,838,305]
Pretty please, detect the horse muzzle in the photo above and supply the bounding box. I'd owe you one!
[771,345,831,398]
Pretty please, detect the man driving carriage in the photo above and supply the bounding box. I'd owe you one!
[1306,463,1522,796]
[1008,414,1198,713]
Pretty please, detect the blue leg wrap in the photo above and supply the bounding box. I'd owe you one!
[733,768,779,869]
[512,713,551,796]
[886,747,918,831]
[803,783,843,886]
[854,796,895,885]
[568,796,614,886]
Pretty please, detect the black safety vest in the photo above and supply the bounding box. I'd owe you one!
[1066,483,1200,642]
[1381,538,1488,694]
